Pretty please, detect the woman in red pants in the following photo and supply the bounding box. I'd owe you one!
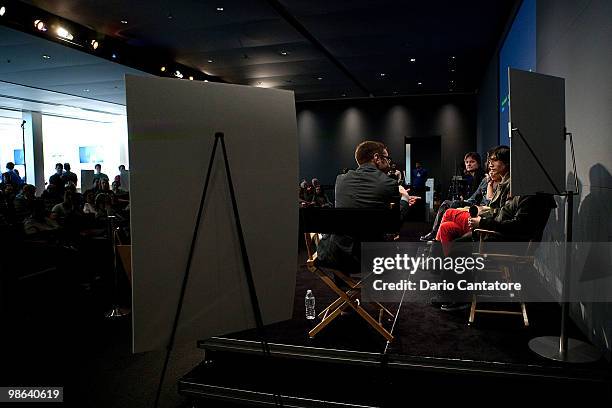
[436,145,511,255]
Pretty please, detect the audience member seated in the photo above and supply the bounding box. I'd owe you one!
[299,180,315,207]
[51,191,81,226]
[311,184,332,207]
[83,191,96,215]
[23,199,59,236]
[14,184,38,222]
[41,183,63,212]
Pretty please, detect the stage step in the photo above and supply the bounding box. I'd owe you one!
[178,336,612,406]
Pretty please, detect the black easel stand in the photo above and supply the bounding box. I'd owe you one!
[153,132,281,408]
[511,127,600,363]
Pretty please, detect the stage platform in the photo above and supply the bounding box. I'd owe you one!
[179,250,612,406]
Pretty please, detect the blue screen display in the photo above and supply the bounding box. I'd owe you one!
[79,146,104,164]
[499,0,536,146]
[13,149,24,165]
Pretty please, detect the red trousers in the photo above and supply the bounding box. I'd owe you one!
[435,209,471,255]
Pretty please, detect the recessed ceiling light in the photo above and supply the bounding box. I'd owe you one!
[417,82,422,85]
[216,7,224,12]
[317,77,323,80]
[207,59,214,63]
[379,73,386,77]
[410,58,416,62]
[160,66,166,72]
[451,56,456,59]
[0,6,6,17]
[121,20,128,24]
[280,51,288,56]
[42,54,51,59]
[34,19,47,31]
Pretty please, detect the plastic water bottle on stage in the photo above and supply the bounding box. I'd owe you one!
[305,290,316,320]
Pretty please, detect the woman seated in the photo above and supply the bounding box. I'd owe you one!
[435,146,511,255]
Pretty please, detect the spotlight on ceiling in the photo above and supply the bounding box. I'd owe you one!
[174,70,183,79]
[90,40,99,50]
[42,54,50,59]
[379,73,386,77]
[317,76,323,80]
[280,51,288,56]
[0,6,5,17]
[417,82,422,85]
[216,7,224,12]
[207,59,214,63]
[410,58,416,62]
[34,19,47,31]
[56,26,73,41]
[121,20,128,24]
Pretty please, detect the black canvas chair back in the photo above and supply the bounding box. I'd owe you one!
[300,206,400,342]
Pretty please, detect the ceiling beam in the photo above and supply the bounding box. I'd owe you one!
[265,0,372,97]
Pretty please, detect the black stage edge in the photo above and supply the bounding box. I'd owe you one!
[178,336,611,406]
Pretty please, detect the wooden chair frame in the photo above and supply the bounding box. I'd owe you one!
[469,229,533,327]
[304,232,395,341]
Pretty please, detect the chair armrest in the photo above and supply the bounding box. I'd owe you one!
[473,228,502,237]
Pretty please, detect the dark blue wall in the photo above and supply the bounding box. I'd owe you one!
[297,94,477,194]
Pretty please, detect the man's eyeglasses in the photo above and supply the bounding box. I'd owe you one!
[378,154,392,163]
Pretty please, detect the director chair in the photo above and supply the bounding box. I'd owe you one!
[300,207,400,342]
[468,205,552,327]
[468,229,533,327]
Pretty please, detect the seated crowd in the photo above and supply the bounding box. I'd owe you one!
[0,162,130,246]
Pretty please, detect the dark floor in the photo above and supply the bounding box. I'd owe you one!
[1,222,610,407]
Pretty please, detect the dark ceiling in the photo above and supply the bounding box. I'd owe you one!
[16,0,517,101]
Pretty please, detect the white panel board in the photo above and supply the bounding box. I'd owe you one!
[126,75,298,353]
[509,68,566,195]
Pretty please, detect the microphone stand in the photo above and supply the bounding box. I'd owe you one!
[511,127,600,362]
[20,120,27,183]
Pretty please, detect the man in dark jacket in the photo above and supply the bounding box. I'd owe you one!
[317,141,417,272]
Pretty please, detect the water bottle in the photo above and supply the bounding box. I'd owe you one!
[305,290,316,320]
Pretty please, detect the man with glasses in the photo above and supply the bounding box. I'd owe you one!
[317,141,417,273]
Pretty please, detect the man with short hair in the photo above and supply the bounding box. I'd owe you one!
[317,141,417,272]
[2,162,22,188]
[49,163,65,197]
[62,163,78,186]
[92,164,109,183]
